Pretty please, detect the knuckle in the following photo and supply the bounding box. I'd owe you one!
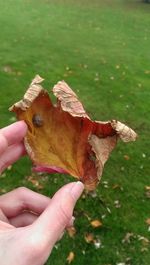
[0,159,9,173]
[15,187,30,210]
[16,186,29,195]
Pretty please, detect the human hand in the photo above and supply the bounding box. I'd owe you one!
[0,122,84,264]
[0,121,27,173]
[0,182,84,265]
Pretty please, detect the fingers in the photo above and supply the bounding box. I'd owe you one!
[9,212,38,227]
[0,187,51,218]
[0,133,8,156]
[0,207,38,227]
[0,121,27,153]
[0,142,26,173]
[0,220,14,230]
[33,182,84,249]
[0,209,9,223]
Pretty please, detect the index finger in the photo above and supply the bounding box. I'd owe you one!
[0,121,27,155]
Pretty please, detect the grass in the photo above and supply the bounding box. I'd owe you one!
[0,0,150,264]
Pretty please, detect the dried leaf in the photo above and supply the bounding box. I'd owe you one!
[66,252,75,264]
[123,155,130,160]
[10,75,137,190]
[0,188,7,194]
[84,233,94,243]
[7,165,12,171]
[93,238,102,249]
[122,232,134,244]
[145,191,150,199]
[26,175,44,189]
[138,235,150,246]
[67,226,76,238]
[112,184,121,190]
[111,120,137,142]
[145,186,150,191]
[90,219,102,228]
[145,218,150,225]
[114,200,121,208]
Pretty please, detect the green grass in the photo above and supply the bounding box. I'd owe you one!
[0,0,150,264]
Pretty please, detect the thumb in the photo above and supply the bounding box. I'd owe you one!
[32,182,84,248]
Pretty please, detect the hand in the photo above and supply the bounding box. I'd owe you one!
[0,122,84,264]
[0,121,27,173]
[0,182,84,265]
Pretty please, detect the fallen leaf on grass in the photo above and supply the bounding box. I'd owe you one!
[123,154,130,160]
[66,226,76,238]
[114,200,121,208]
[7,165,12,171]
[93,238,102,249]
[122,232,134,244]
[26,175,44,190]
[10,75,137,190]
[112,184,122,190]
[145,218,150,225]
[141,247,149,252]
[145,191,150,199]
[90,219,103,228]
[2,65,13,73]
[66,252,75,264]
[144,70,150,75]
[145,186,150,191]
[84,233,94,243]
[137,235,150,246]
[0,188,7,194]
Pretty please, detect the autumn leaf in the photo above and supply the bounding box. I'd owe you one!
[90,219,103,228]
[26,175,44,190]
[122,232,134,244]
[123,154,130,160]
[10,75,137,190]
[145,218,150,225]
[84,233,94,243]
[66,252,75,264]
[66,226,76,238]
[145,186,150,191]
[112,184,122,190]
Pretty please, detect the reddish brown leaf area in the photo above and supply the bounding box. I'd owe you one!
[10,75,137,190]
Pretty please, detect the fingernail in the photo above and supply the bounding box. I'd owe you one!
[70,181,84,201]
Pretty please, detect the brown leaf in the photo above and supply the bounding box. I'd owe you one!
[112,184,121,190]
[145,191,150,199]
[9,75,137,190]
[7,165,12,171]
[122,232,134,244]
[66,252,75,264]
[90,219,103,228]
[84,233,94,243]
[145,218,150,225]
[145,186,150,191]
[123,155,130,160]
[67,226,76,238]
[26,175,44,189]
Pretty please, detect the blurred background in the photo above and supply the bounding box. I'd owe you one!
[0,0,149,264]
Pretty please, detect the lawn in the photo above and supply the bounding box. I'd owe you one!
[0,0,150,264]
